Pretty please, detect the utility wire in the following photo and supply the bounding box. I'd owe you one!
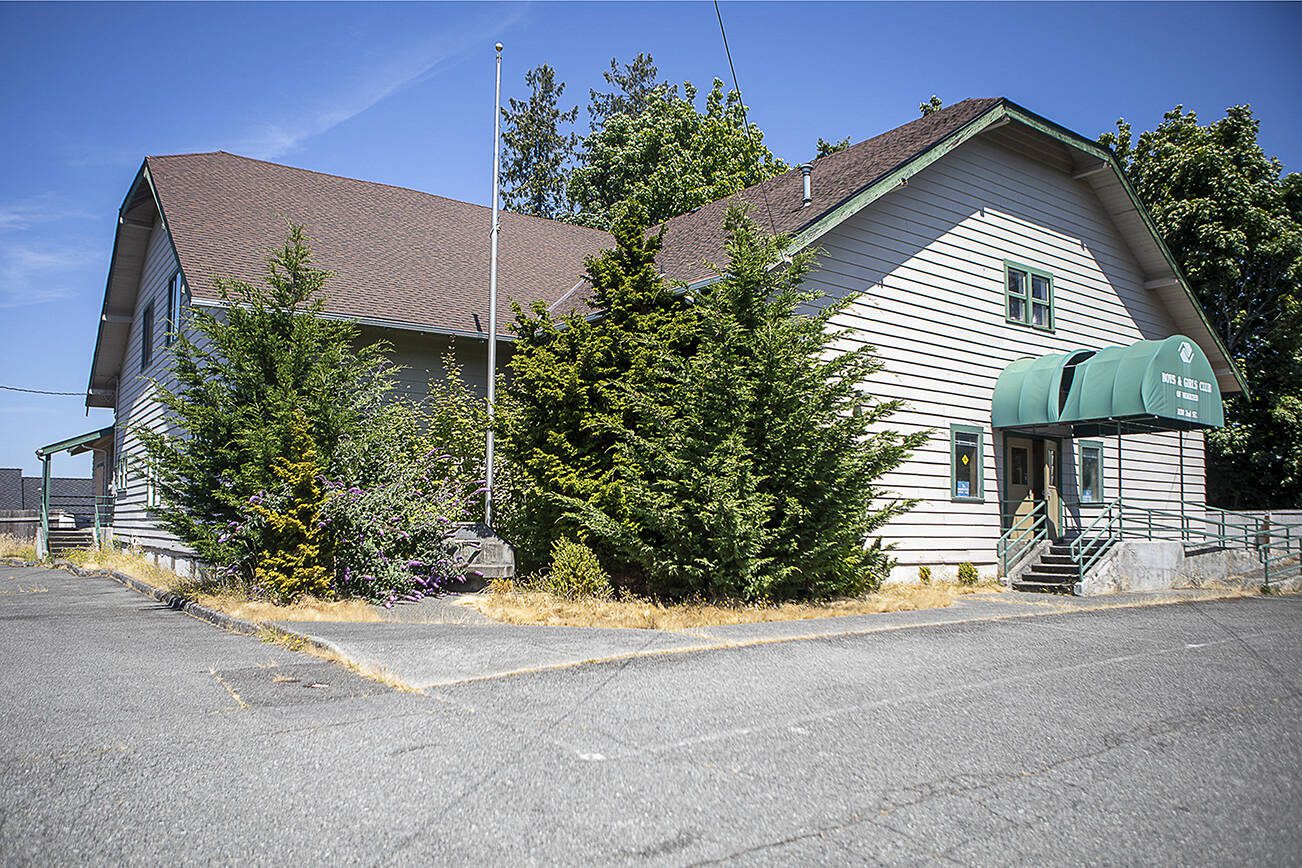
[713,0,780,237]
[0,384,82,397]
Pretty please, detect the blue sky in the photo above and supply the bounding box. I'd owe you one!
[1,1,1299,476]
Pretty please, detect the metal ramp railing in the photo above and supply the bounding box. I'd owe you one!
[1063,498,1302,589]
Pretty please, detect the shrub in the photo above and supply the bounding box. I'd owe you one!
[544,538,612,599]
[918,565,932,585]
[957,562,979,586]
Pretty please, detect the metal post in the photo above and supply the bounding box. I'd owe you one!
[38,452,51,559]
[1179,430,1186,541]
[1116,420,1123,537]
[483,42,503,528]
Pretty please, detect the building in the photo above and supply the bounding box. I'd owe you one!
[61,97,1264,588]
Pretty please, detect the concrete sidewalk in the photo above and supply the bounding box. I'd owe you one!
[278,587,1246,689]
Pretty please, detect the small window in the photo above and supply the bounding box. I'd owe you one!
[141,300,155,368]
[165,271,184,346]
[1010,447,1029,486]
[114,456,128,491]
[1005,262,1053,331]
[950,424,984,502]
[1080,441,1104,503]
[145,464,161,509]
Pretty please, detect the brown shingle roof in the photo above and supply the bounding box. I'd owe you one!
[652,97,1004,286]
[147,152,612,337]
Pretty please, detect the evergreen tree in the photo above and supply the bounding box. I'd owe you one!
[587,53,672,128]
[245,411,333,602]
[136,225,393,570]
[500,63,579,219]
[503,207,923,600]
[816,137,851,158]
[499,202,692,572]
[1102,105,1302,507]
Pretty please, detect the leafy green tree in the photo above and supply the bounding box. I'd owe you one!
[503,206,922,600]
[816,137,851,158]
[137,225,393,570]
[1102,105,1302,507]
[919,95,943,116]
[587,52,672,128]
[568,79,788,229]
[500,63,579,219]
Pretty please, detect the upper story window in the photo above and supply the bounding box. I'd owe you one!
[141,300,156,368]
[1005,262,1053,331]
[165,271,184,346]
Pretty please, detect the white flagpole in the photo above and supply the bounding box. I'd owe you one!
[484,42,503,528]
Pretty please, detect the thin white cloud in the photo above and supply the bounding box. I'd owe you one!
[235,9,524,160]
[0,194,92,232]
[0,242,98,309]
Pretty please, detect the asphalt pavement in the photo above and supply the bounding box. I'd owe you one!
[2,563,1299,865]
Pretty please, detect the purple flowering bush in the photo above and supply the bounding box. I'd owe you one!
[319,397,483,606]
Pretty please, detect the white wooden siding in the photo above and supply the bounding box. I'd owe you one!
[804,135,1206,579]
[112,222,187,552]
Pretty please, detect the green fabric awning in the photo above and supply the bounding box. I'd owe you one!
[991,335,1225,434]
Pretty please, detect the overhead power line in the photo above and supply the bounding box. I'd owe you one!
[713,0,779,237]
[0,384,82,397]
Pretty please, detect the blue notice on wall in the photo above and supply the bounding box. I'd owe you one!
[956,480,970,497]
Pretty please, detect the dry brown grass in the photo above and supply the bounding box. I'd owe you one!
[61,547,380,623]
[257,627,420,692]
[467,580,1004,630]
[0,533,37,561]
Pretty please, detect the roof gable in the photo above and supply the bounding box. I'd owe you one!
[651,98,1246,395]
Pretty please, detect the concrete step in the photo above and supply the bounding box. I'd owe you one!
[1040,554,1076,566]
[47,528,94,555]
[1034,562,1078,575]
[1018,570,1076,585]
[1012,579,1075,594]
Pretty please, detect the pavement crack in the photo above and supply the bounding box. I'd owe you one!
[209,668,248,711]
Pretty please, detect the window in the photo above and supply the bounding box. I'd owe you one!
[145,464,161,509]
[1079,441,1104,503]
[114,455,128,491]
[1010,446,1029,486]
[165,271,184,346]
[1005,262,1053,331]
[950,424,984,502]
[141,300,156,368]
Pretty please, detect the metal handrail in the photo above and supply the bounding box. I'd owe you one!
[997,500,1048,576]
[1263,523,1301,589]
[92,494,114,548]
[1069,499,1120,580]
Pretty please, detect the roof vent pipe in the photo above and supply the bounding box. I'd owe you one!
[800,164,812,207]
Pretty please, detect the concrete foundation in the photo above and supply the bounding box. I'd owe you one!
[450,523,516,583]
[1078,541,1296,595]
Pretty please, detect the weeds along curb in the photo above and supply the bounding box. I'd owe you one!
[0,555,345,661]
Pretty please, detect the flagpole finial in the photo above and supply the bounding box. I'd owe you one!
[495,42,503,53]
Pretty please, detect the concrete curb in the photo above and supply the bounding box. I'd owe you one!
[0,556,345,661]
